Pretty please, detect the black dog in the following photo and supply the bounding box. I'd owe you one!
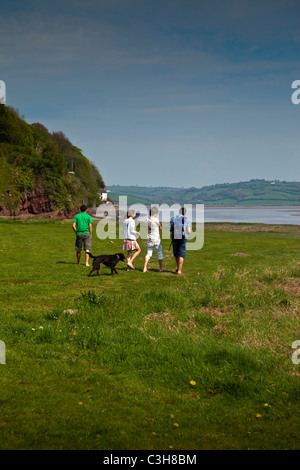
[87,252,125,276]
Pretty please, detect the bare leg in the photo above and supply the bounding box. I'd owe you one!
[143,257,149,272]
[177,257,184,274]
[159,259,164,272]
[85,250,90,266]
[76,251,81,264]
[127,250,132,270]
[130,247,141,263]
[128,247,141,268]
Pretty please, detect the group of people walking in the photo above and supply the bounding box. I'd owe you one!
[122,207,191,275]
[72,205,191,275]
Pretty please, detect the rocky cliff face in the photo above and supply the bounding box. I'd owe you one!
[19,191,53,214]
[0,191,77,218]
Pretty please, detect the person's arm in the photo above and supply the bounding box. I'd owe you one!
[72,222,77,233]
[186,219,192,234]
[87,213,93,236]
[156,217,162,231]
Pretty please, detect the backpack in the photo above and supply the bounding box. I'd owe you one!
[173,215,185,240]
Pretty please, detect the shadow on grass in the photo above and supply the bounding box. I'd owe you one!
[141,268,178,274]
[56,261,78,265]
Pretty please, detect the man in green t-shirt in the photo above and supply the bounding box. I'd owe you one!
[72,205,93,266]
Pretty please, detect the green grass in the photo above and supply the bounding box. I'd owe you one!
[0,218,300,450]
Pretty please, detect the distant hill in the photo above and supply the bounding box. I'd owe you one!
[108,180,300,206]
[0,105,105,216]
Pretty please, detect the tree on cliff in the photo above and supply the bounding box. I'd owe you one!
[0,105,105,215]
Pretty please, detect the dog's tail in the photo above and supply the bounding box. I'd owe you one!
[87,252,95,258]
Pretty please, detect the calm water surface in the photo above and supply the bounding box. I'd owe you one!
[129,205,300,225]
[203,205,300,225]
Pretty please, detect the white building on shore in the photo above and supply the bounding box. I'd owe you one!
[99,188,110,202]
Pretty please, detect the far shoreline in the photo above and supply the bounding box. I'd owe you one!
[1,204,300,226]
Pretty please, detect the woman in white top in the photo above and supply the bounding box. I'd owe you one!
[143,207,164,273]
[122,209,141,270]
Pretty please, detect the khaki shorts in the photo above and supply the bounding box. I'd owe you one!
[75,233,91,252]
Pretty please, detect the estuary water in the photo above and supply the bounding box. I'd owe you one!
[203,205,300,225]
[127,205,300,225]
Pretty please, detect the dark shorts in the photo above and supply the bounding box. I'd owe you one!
[75,233,91,252]
[172,238,187,259]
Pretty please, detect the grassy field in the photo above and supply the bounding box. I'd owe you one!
[0,218,299,450]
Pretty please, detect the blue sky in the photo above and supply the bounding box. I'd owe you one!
[1,0,300,188]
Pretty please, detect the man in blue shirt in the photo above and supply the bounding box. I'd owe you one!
[169,207,191,275]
